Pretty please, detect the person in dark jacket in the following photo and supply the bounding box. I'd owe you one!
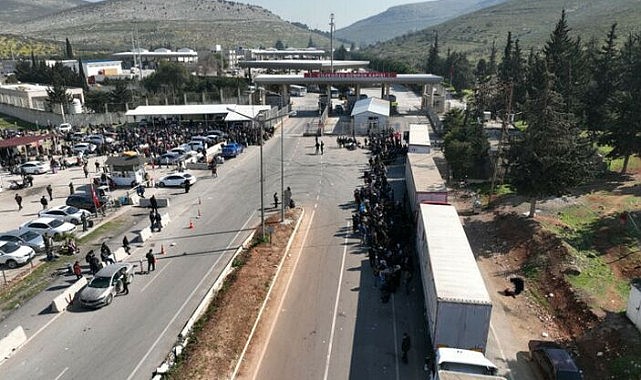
[146,249,156,272]
[401,333,411,363]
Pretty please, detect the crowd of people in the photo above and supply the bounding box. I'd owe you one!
[352,130,413,304]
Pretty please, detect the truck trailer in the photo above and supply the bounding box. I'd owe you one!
[416,203,493,353]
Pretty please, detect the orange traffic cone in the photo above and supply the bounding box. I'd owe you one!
[161,244,165,255]
[189,219,194,229]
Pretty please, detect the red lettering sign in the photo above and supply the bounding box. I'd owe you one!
[303,72,397,78]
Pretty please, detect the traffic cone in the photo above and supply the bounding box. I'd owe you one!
[189,219,194,229]
[161,244,165,255]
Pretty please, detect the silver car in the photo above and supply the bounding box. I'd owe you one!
[80,263,134,308]
[0,230,45,252]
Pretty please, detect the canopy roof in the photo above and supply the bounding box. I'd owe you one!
[125,104,271,121]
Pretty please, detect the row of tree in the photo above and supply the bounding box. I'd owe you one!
[440,11,641,215]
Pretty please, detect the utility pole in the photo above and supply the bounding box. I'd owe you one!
[329,13,335,74]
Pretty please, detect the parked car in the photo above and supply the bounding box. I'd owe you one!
[157,172,197,187]
[70,132,86,142]
[80,263,134,308]
[181,141,205,153]
[72,142,97,154]
[85,134,113,145]
[205,134,221,144]
[19,217,76,238]
[222,143,244,158]
[66,194,106,213]
[156,152,184,165]
[206,130,228,139]
[528,340,583,380]
[17,161,50,175]
[57,123,73,133]
[0,241,36,269]
[0,230,45,252]
[39,205,92,225]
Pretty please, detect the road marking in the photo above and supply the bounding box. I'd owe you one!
[392,294,400,380]
[249,208,317,380]
[54,367,69,380]
[322,221,349,380]
[490,322,513,380]
[127,212,256,380]
[139,261,172,293]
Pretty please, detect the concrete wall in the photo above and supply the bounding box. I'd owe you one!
[0,103,126,126]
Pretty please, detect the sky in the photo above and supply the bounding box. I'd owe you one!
[243,1,417,30]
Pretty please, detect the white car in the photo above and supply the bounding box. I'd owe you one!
[85,134,114,145]
[19,217,77,238]
[157,172,197,187]
[17,161,51,175]
[39,205,92,225]
[58,123,73,133]
[0,230,45,252]
[73,142,97,154]
[0,241,36,269]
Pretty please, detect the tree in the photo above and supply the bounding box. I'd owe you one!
[274,40,285,50]
[602,33,641,173]
[142,62,188,94]
[443,108,490,179]
[335,44,347,60]
[506,57,595,217]
[425,30,441,74]
[584,24,619,137]
[307,36,314,48]
[65,38,74,59]
[77,59,88,90]
[109,81,133,112]
[46,74,73,112]
[488,39,498,76]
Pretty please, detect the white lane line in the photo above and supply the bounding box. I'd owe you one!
[250,208,317,380]
[10,311,65,358]
[127,213,255,380]
[54,366,69,380]
[54,367,69,380]
[392,294,399,380]
[322,221,350,380]
[490,322,513,380]
[139,261,172,293]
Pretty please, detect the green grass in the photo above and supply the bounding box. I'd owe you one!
[0,114,39,130]
[77,219,124,245]
[567,252,629,302]
[610,353,641,379]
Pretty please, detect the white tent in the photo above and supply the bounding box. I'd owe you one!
[350,97,389,135]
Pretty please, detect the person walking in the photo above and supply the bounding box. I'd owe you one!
[154,212,163,232]
[273,192,279,209]
[69,181,74,195]
[40,195,48,210]
[81,212,88,232]
[401,333,411,363]
[46,184,53,200]
[95,161,100,173]
[14,193,23,210]
[73,261,82,279]
[149,210,156,231]
[118,267,129,295]
[320,140,325,155]
[212,164,218,178]
[43,233,54,261]
[184,179,191,193]
[150,195,158,213]
[122,235,131,255]
[315,141,320,155]
[83,163,89,179]
[146,249,156,272]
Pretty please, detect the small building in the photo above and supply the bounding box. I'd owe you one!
[408,124,431,154]
[104,154,146,188]
[351,97,390,135]
[0,83,84,112]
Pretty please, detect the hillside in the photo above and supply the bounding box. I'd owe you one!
[0,0,86,24]
[1,0,330,53]
[363,0,641,68]
[335,0,508,47]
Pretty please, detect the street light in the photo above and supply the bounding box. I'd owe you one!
[226,101,266,239]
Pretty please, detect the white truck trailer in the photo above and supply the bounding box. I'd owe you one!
[416,203,493,353]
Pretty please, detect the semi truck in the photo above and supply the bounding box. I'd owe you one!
[416,203,493,353]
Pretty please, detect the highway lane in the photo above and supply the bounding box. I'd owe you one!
[0,117,305,380]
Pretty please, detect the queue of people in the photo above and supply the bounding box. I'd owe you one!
[352,130,414,304]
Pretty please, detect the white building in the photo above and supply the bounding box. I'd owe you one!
[351,97,390,135]
[0,83,84,112]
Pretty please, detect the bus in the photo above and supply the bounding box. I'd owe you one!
[289,85,307,97]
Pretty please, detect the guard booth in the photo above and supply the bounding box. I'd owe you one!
[104,153,146,188]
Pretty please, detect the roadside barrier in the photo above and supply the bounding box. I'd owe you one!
[50,277,87,313]
[0,326,27,364]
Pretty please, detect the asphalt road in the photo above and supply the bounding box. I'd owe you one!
[0,117,305,380]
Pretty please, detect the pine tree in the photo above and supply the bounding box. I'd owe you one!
[584,24,619,137]
[77,58,88,90]
[65,38,74,59]
[602,32,641,173]
[307,36,314,48]
[507,57,595,217]
[488,39,498,76]
[425,30,441,74]
[498,32,513,82]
